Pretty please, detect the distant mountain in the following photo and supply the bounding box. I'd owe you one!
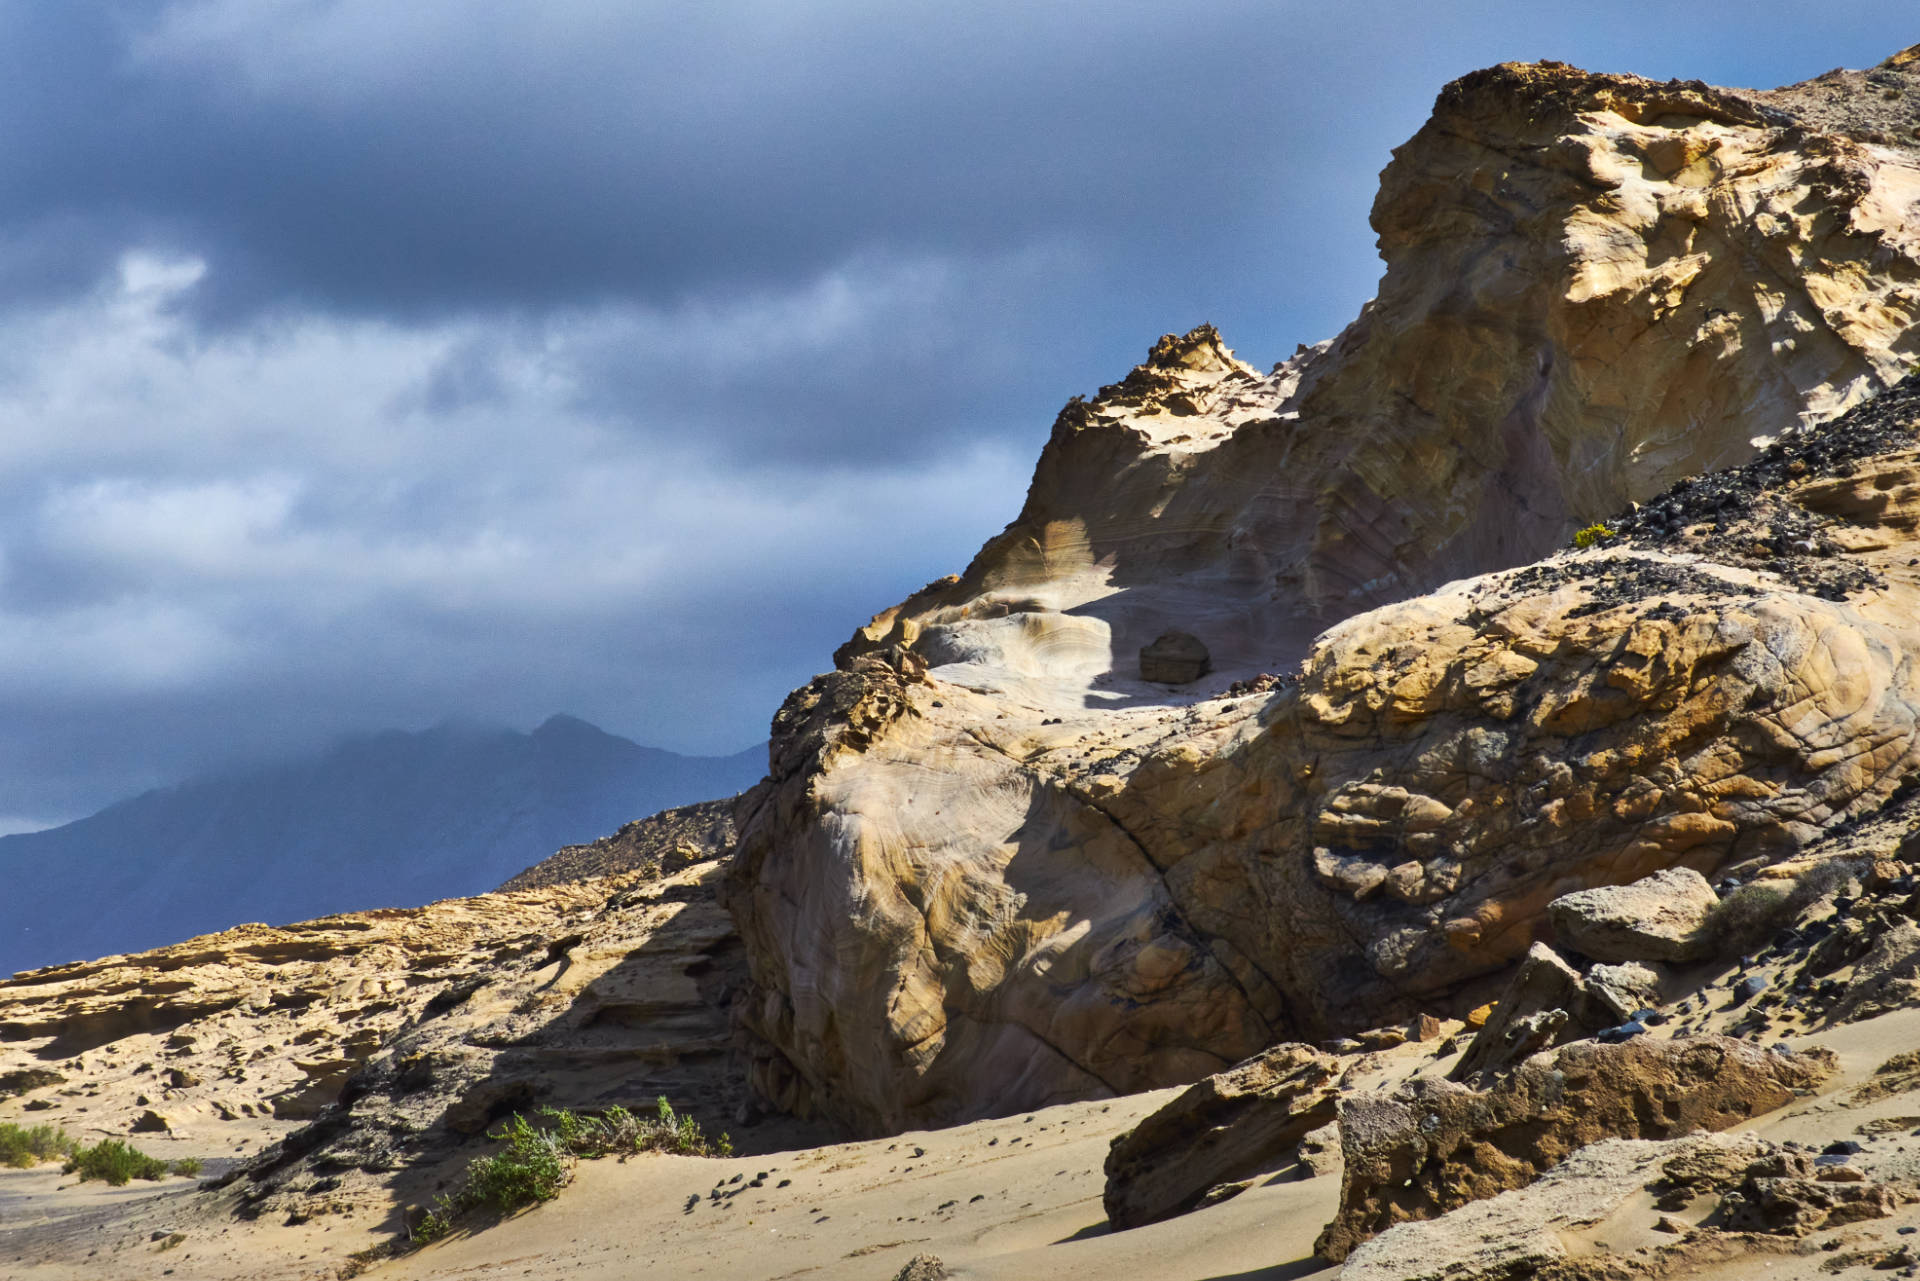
[0,715,765,976]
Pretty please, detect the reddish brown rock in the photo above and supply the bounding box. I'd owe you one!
[1316,1036,1835,1261]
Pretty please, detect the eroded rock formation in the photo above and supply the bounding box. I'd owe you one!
[727,52,1920,1134]
[1315,1036,1833,1260]
[1101,1042,1338,1230]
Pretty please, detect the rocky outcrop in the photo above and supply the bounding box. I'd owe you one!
[498,793,746,891]
[1344,1126,1918,1280]
[0,838,797,1232]
[1340,1133,1765,1281]
[726,51,1920,1134]
[1101,1043,1337,1230]
[1315,1036,1834,1261]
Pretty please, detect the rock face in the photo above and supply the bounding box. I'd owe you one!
[1315,1036,1834,1261]
[1547,867,1719,962]
[1101,1043,1338,1230]
[727,53,1920,1134]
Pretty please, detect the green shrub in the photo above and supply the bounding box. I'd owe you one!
[464,1113,571,1213]
[0,1122,74,1168]
[63,1139,170,1186]
[170,1156,203,1178]
[1572,523,1616,550]
[406,1098,729,1249]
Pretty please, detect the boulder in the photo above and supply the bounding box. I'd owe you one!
[1102,1043,1338,1230]
[1548,868,1719,964]
[1317,1036,1834,1261]
[891,1256,947,1281]
[1138,631,1210,684]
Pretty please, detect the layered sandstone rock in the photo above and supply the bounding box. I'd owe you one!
[1101,1042,1338,1230]
[727,52,1920,1134]
[1315,1036,1834,1261]
[0,849,783,1232]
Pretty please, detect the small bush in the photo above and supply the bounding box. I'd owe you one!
[64,1139,170,1186]
[170,1157,203,1178]
[1572,523,1616,550]
[464,1113,571,1213]
[1706,858,1862,954]
[406,1098,729,1249]
[0,1122,74,1168]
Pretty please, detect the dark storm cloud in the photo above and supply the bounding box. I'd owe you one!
[0,0,1911,828]
[0,2,1302,317]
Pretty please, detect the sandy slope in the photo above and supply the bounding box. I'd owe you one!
[14,1002,1920,1280]
[375,1087,1339,1281]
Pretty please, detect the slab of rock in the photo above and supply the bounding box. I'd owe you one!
[1317,1035,1834,1261]
[1103,1043,1338,1230]
[1548,868,1719,964]
[1449,943,1589,1080]
[1138,631,1210,684]
[1341,1133,1756,1281]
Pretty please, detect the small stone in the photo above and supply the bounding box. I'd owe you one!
[892,1254,948,1281]
[1654,1215,1688,1234]
[1596,1021,1649,1044]
[1356,1027,1407,1051]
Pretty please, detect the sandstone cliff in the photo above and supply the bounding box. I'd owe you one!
[727,52,1920,1134]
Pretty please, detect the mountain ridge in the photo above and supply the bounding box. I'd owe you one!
[0,715,764,977]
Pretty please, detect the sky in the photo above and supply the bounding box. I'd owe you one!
[0,1,1910,832]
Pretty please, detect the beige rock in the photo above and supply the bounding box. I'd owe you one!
[726,54,1920,1134]
[1548,867,1720,963]
[1585,961,1666,1023]
[1101,1043,1338,1230]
